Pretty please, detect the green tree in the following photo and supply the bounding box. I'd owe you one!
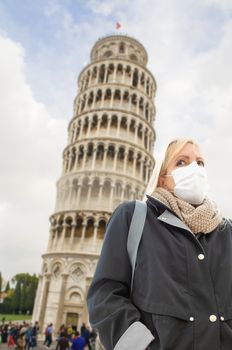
[5,281,10,292]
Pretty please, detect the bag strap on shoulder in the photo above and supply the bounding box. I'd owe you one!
[127,200,147,295]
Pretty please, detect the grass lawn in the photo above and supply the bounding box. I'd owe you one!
[0,314,32,322]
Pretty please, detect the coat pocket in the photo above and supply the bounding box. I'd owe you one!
[151,310,195,350]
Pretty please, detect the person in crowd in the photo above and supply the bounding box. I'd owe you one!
[55,332,70,350]
[16,327,26,350]
[87,138,232,350]
[44,323,53,348]
[8,325,16,349]
[71,331,86,350]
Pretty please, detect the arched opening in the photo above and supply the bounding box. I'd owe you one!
[92,178,100,198]
[97,220,106,239]
[74,217,83,238]
[85,218,94,238]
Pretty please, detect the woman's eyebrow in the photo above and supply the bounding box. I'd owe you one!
[175,155,205,160]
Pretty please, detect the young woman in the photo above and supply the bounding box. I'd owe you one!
[87,138,232,350]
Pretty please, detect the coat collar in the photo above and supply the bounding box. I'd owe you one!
[145,194,205,252]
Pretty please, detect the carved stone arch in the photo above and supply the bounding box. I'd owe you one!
[87,142,94,159]
[114,89,121,101]
[131,93,137,106]
[83,115,89,135]
[92,66,98,82]
[74,215,83,238]
[107,143,115,160]
[98,64,106,83]
[120,116,127,130]
[132,67,139,87]
[77,144,84,165]
[87,90,94,108]
[124,183,132,200]
[115,181,122,197]
[122,90,129,104]
[128,148,134,165]
[117,63,123,75]
[146,77,150,95]
[69,262,87,283]
[101,113,108,129]
[105,88,112,101]
[95,89,102,104]
[97,219,107,239]
[129,118,136,133]
[130,54,138,62]
[96,143,104,160]
[125,65,131,79]
[66,286,85,303]
[118,146,125,161]
[85,217,95,238]
[111,114,118,129]
[119,42,125,53]
[92,177,100,198]
[91,114,98,131]
[51,260,63,280]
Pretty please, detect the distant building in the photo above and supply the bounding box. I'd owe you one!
[32,34,157,332]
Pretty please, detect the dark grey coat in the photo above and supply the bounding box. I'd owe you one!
[87,195,232,350]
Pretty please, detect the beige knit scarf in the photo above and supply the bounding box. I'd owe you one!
[152,187,222,234]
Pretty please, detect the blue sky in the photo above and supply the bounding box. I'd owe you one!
[0,0,232,280]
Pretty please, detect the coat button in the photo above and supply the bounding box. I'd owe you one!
[220,316,225,321]
[189,316,194,321]
[198,254,205,260]
[209,315,217,322]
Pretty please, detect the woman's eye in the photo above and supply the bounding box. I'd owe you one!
[197,160,205,166]
[176,159,186,167]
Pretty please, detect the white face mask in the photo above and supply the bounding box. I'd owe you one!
[170,161,209,205]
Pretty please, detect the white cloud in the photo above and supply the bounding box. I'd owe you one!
[0,33,67,280]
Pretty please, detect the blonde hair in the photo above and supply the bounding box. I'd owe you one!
[145,138,200,197]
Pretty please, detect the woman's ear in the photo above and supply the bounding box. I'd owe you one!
[157,175,166,188]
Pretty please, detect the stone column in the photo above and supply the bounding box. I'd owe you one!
[38,274,51,332]
[46,228,54,252]
[81,146,87,170]
[132,154,137,177]
[91,148,97,170]
[106,116,111,135]
[113,148,118,171]
[93,223,98,245]
[123,150,128,173]
[110,184,115,210]
[80,222,87,245]
[31,274,43,323]
[116,116,121,137]
[134,124,138,143]
[97,182,104,205]
[86,118,92,138]
[70,224,76,249]
[60,224,68,251]
[96,116,101,136]
[102,146,108,169]
[55,273,69,332]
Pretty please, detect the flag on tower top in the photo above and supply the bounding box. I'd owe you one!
[116,22,122,30]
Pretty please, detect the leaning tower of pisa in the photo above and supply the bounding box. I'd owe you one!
[32,34,157,332]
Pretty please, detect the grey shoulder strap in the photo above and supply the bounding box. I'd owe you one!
[127,200,147,294]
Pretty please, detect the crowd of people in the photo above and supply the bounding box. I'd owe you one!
[52,323,98,350]
[0,321,39,350]
[0,321,101,350]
